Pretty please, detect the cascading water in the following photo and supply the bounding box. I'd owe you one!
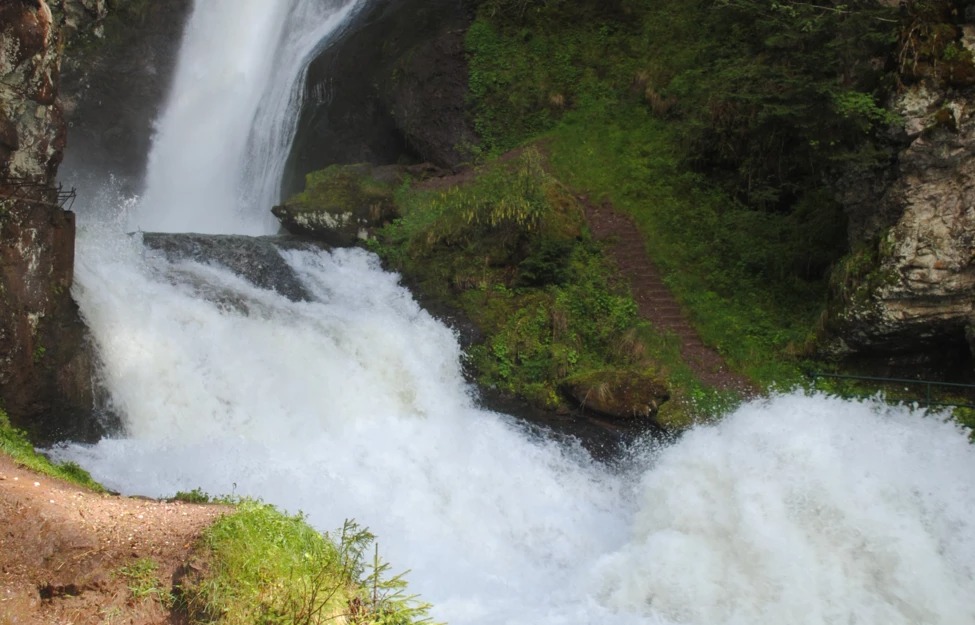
[131,0,362,235]
[60,0,975,624]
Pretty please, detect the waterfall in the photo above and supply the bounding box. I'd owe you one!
[60,0,975,623]
[130,0,362,235]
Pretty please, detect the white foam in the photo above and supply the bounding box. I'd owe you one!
[591,394,975,625]
[63,234,975,624]
[59,0,975,621]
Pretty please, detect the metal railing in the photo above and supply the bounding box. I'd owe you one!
[0,176,76,211]
[806,371,975,410]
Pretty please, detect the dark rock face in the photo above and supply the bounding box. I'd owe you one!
[142,233,324,303]
[58,0,192,192]
[1,0,99,442]
[283,0,477,197]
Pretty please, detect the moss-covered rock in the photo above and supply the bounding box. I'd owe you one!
[273,164,421,245]
[561,369,670,423]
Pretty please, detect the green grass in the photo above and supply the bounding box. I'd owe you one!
[178,500,433,625]
[373,149,684,414]
[117,557,171,604]
[0,407,105,492]
[462,0,861,393]
[545,107,823,388]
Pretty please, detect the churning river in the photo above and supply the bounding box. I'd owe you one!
[55,1,975,624]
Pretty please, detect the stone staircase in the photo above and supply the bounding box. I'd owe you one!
[581,197,755,394]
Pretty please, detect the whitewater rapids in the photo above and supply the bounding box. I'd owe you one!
[56,0,975,622]
[60,222,975,625]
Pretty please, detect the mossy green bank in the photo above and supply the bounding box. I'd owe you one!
[0,407,104,491]
[178,500,434,625]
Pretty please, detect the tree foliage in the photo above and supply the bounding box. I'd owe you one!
[676,0,901,211]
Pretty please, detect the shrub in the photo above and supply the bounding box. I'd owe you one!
[177,501,434,625]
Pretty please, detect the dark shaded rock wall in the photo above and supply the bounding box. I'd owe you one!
[284,0,477,197]
[1,0,98,442]
[58,0,191,192]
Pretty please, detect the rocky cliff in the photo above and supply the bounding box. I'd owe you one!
[283,0,477,197]
[824,4,975,376]
[58,0,190,192]
[0,0,97,442]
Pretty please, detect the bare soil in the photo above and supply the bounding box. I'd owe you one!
[0,454,226,625]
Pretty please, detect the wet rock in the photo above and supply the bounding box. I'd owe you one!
[1,0,99,443]
[142,233,323,303]
[57,0,192,192]
[283,0,476,196]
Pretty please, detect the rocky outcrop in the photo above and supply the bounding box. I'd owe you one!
[142,233,322,304]
[274,163,446,245]
[823,6,975,373]
[562,370,670,423]
[283,0,477,197]
[50,0,107,36]
[1,0,98,442]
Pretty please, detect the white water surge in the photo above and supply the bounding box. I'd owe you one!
[60,0,975,624]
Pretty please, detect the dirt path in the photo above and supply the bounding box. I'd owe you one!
[0,455,226,625]
[417,156,756,396]
[581,197,756,395]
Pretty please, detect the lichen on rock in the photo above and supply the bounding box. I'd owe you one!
[823,7,975,372]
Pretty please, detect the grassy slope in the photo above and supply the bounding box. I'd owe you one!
[0,407,105,491]
[463,0,902,390]
[362,2,912,424]
[180,501,433,625]
[2,406,431,624]
[456,0,975,428]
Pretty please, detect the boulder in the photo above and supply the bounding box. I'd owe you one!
[274,163,444,245]
[561,370,670,423]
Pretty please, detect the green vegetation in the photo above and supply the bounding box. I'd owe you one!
[374,150,665,409]
[0,407,105,492]
[288,165,396,216]
[178,500,433,625]
[287,1,975,427]
[117,558,171,604]
[460,0,914,393]
[171,487,217,504]
[953,406,975,435]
